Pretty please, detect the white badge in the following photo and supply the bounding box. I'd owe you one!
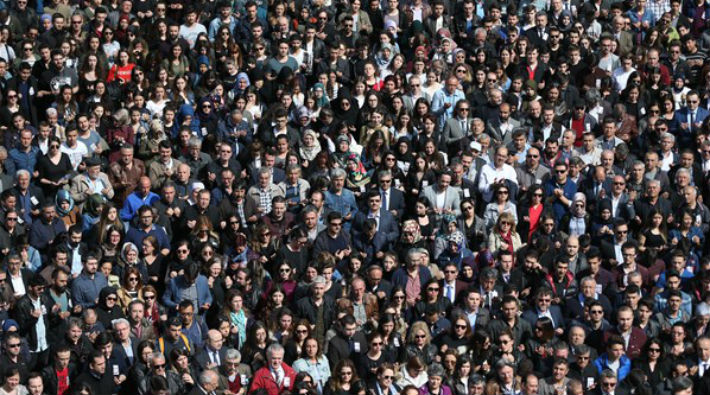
[359,185,365,192]
[393,337,400,347]
[422,180,429,187]
[240,374,248,385]
[535,178,542,185]
[586,378,595,389]
[463,188,470,198]
[201,127,208,137]
[29,87,35,96]
[89,144,96,151]
[41,305,47,315]
[283,377,291,387]
[113,364,119,376]
[30,196,39,205]
[354,342,361,352]
[395,179,401,187]
[595,284,602,295]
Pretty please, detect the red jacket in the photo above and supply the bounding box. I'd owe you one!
[249,363,296,395]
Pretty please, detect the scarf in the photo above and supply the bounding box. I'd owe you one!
[55,190,75,217]
[299,129,322,161]
[347,154,369,186]
[572,192,587,218]
[500,230,514,254]
[230,310,247,347]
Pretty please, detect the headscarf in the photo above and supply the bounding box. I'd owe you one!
[298,129,322,162]
[55,190,75,217]
[196,97,216,123]
[120,242,139,265]
[84,194,105,218]
[401,219,423,244]
[375,43,394,68]
[311,83,329,108]
[346,153,370,186]
[572,193,587,218]
[233,72,250,96]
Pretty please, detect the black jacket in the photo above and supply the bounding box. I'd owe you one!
[76,369,115,395]
[41,363,79,395]
[294,295,337,333]
[326,331,369,368]
[13,292,59,351]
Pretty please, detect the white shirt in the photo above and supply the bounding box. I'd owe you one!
[31,296,48,352]
[478,162,518,202]
[61,141,89,170]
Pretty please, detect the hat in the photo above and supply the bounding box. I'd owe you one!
[297,106,310,119]
[2,319,18,332]
[470,141,482,152]
[415,45,427,54]
[336,134,350,145]
[447,231,465,246]
[384,20,397,30]
[190,182,205,193]
[196,55,210,67]
[573,98,585,109]
[525,80,538,90]
[84,156,101,167]
[697,302,710,316]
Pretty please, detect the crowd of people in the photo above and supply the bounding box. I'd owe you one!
[2,0,710,395]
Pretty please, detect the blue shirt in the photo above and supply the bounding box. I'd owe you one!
[71,271,108,308]
[543,178,577,222]
[120,191,160,221]
[125,224,170,252]
[8,146,39,173]
[324,189,358,228]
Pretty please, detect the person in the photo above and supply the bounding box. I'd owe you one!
[249,344,296,395]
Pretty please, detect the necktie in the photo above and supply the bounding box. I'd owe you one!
[503,274,510,283]
[275,369,283,386]
[704,363,709,376]
[446,285,453,301]
[381,190,388,210]
[691,111,696,132]
[461,119,466,133]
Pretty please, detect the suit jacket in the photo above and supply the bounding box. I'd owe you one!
[439,279,470,305]
[603,326,647,360]
[599,194,635,222]
[486,117,522,146]
[424,14,451,38]
[441,117,472,147]
[249,166,285,185]
[421,185,462,217]
[194,345,228,371]
[521,305,566,329]
[525,26,550,48]
[581,177,612,210]
[69,172,114,206]
[565,293,613,321]
[674,107,710,148]
[614,30,635,57]
[378,187,405,217]
[352,208,399,245]
[10,185,44,217]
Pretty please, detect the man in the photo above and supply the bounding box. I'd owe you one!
[69,156,113,208]
[219,349,251,395]
[522,288,566,335]
[294,276,336,345]
[603,306,647,360]
[15,275,57,369]
[324,168,357,229]
[27,203,64,257]
[127,300,154,342]
[487,102,521,147]
[515,146,550,194]
[566,276,613,321]
[312,212,352,262]
[441,100,473,155]
[521,374,539,395]
[112,318,139,369]
[326,314,368,368]
[432,76,466,128]
[180,138,210,182]
[125,206,170,256]
[152,182,185,239]
[478,146,518,203]
[178,301,209,350]
[247,168,284,217]
[544,161,577,222]
[41,346,76,395]
[488,294,533,347]
[44,265,78,321]
[539,358,572,395]
[178,7,206,48]
[421,171,462,223]
[675,90,709,149]
[120,176,160,222]
[440,263,469,306]
[599,175,635,223]
[455,289,490,332]
[162,263,212,314]
[0,332,30,382]
[26,373,45,395]
[577,132,603,167]
[8,129,39,174]
[376,170,405,218]
[610,242,651,289]
[138,352,184,395]
[277,164,310,214]
[108,145,146,204]
[181,189,220,232]
[261,196,295,241]
[189,370,219,395]
[148,141,183,191]
[352,190,399,245]
[75,351,113,394]
[195,329,226,372]
[11,169,44,226]
[249,344,296,395]
[71,255,108,308]
[156,317,193,358]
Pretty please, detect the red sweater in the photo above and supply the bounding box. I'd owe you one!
[249,363,296,395]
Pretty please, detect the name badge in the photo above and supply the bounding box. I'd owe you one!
[41,305,47,315]
[241,374,248,385]
[359,185,365,192]
[201,127,208,137]
[113,364,119,376]
[463,188,470,198]
[30,196,39,206]
[393,337,400,347]
[586,378,595,389]
[353,342,361,352]
[422,180,429,187]
[395,179,401,187]
[283,377,291,387]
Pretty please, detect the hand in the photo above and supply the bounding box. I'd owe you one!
[444,102,451,108]
[31,309,41,318]
[693,235,701,245]
[187,220,196,229]
[73,304,82,314]
[173,207,181,217]
[201,303,210,311]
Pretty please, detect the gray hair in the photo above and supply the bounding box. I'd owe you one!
[16,169,30,180]
[600,369,616,381]
[258,167,271,177]
[266,343,285,359]
[188,137,202,148]
[405,248,421,265]
[111,318,130,329]
[675,168,690,179]
[199,370,217,386]
[672,376,692,392]
[377,169,392,180]
[580,276,596,287]
[312,275,326,286]
[427,363,445,377]
[647,179,661,189]
[331,167,346,179]
[662,132,675,143]
[225,348,241,362]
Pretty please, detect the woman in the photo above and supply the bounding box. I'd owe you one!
[379,313,405,363]
[524,316,558,373]
[517,185,546,243]
[394,220,430,264]
[190,217,220,251]
[451,357,474,395]
[483,184,518,232]
[405,321,437,366]
[116,242,148,283]
[161,43,190,81]
[324,359,361,395]
[223,289,249,351]
[284,319,312,365]
[95,286,126,329]
[633,338,670,388]
[205,256,229,309]
[141,285,166,331]
[299,129,321,170]
[264,263,297,305]
[140,235,165,293]
[560,192,591,237]
[241,321,271,372]
[458,198,486,251]
[345,154,371,194]
[100,225,124,262]
[247,223,279,268]
[127,341,155,393]
[669,209,704,257]
[107,49,135,83]
[491,330,526,371]
[117,267,144,311]
[358,332,390,378]
[0,369,27,395]
[55,190,81,230]
[638,209,668,255]
[419,364,452,395]
[293,337,331,393]
[367,364,399,395]
[396,356,428,389]
[487,212,523,256]
[470,330,494,375]
[435,316,472,356]
[169,348,196,390]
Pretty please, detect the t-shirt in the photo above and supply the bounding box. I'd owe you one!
[60,142,89,170]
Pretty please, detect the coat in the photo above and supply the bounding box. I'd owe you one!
[13,292,59,351]
[69,172,114,206]
[249,363,296,395]
[162,274,213,311]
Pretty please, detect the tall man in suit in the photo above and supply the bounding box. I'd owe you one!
[487,102,521,147]
[522,288,566,336]
[421,171,462,223]
[442,100,474,157]
[352,190,399,246]
[376,170,405,219]
[675,90,710,149]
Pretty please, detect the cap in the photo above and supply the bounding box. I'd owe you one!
[29,274,48,287]
[84,156,101,167]
[470,141,482,152]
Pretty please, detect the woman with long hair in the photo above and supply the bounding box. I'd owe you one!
[638,208,669,255]
[633,337,670,388]
[284,319,311,365]
[117,266,144,311]
[669,208,704,257]
[100,225,124,261]
[36,136,73,197]
[458,198,486,251]
[161,43,190,82]
[292,337,331,393]
[404,321,437,365]
[140,235,165,292]
[487,212,523,256]
[517,185,547,244]
[324,359,361,395]
[483,184,518,232]
[241,321,272,372]
[223,289,250,350]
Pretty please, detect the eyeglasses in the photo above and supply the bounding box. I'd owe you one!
[296,329,308,333]
[533,193,543,197]
[5,217,17,221]
[498,190,509,195]
[382,375,393,380]
[427,287,440,292]
[153,364,166,369]
[414,334,426,339]
[455,325,467,329]
[601,382,617,387]
[128,277,139,282]
[380,179,392,183]
[590,310,603,314]
[555,169,567,173]
[280,268,291,273]
[177,249,189,254]
[538,298,551,303]
[106,296,117,301]
[527,154,539,158]
[393,295,405,300]
[648,348,661,352]
[616,230,628,235]
[144,295,155,300]
[50,144,60,149]
[6,94,16,98]
[371,341,383,346]
[444,270,457,274]
[614,182,626,185]
[459,108,470,111]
